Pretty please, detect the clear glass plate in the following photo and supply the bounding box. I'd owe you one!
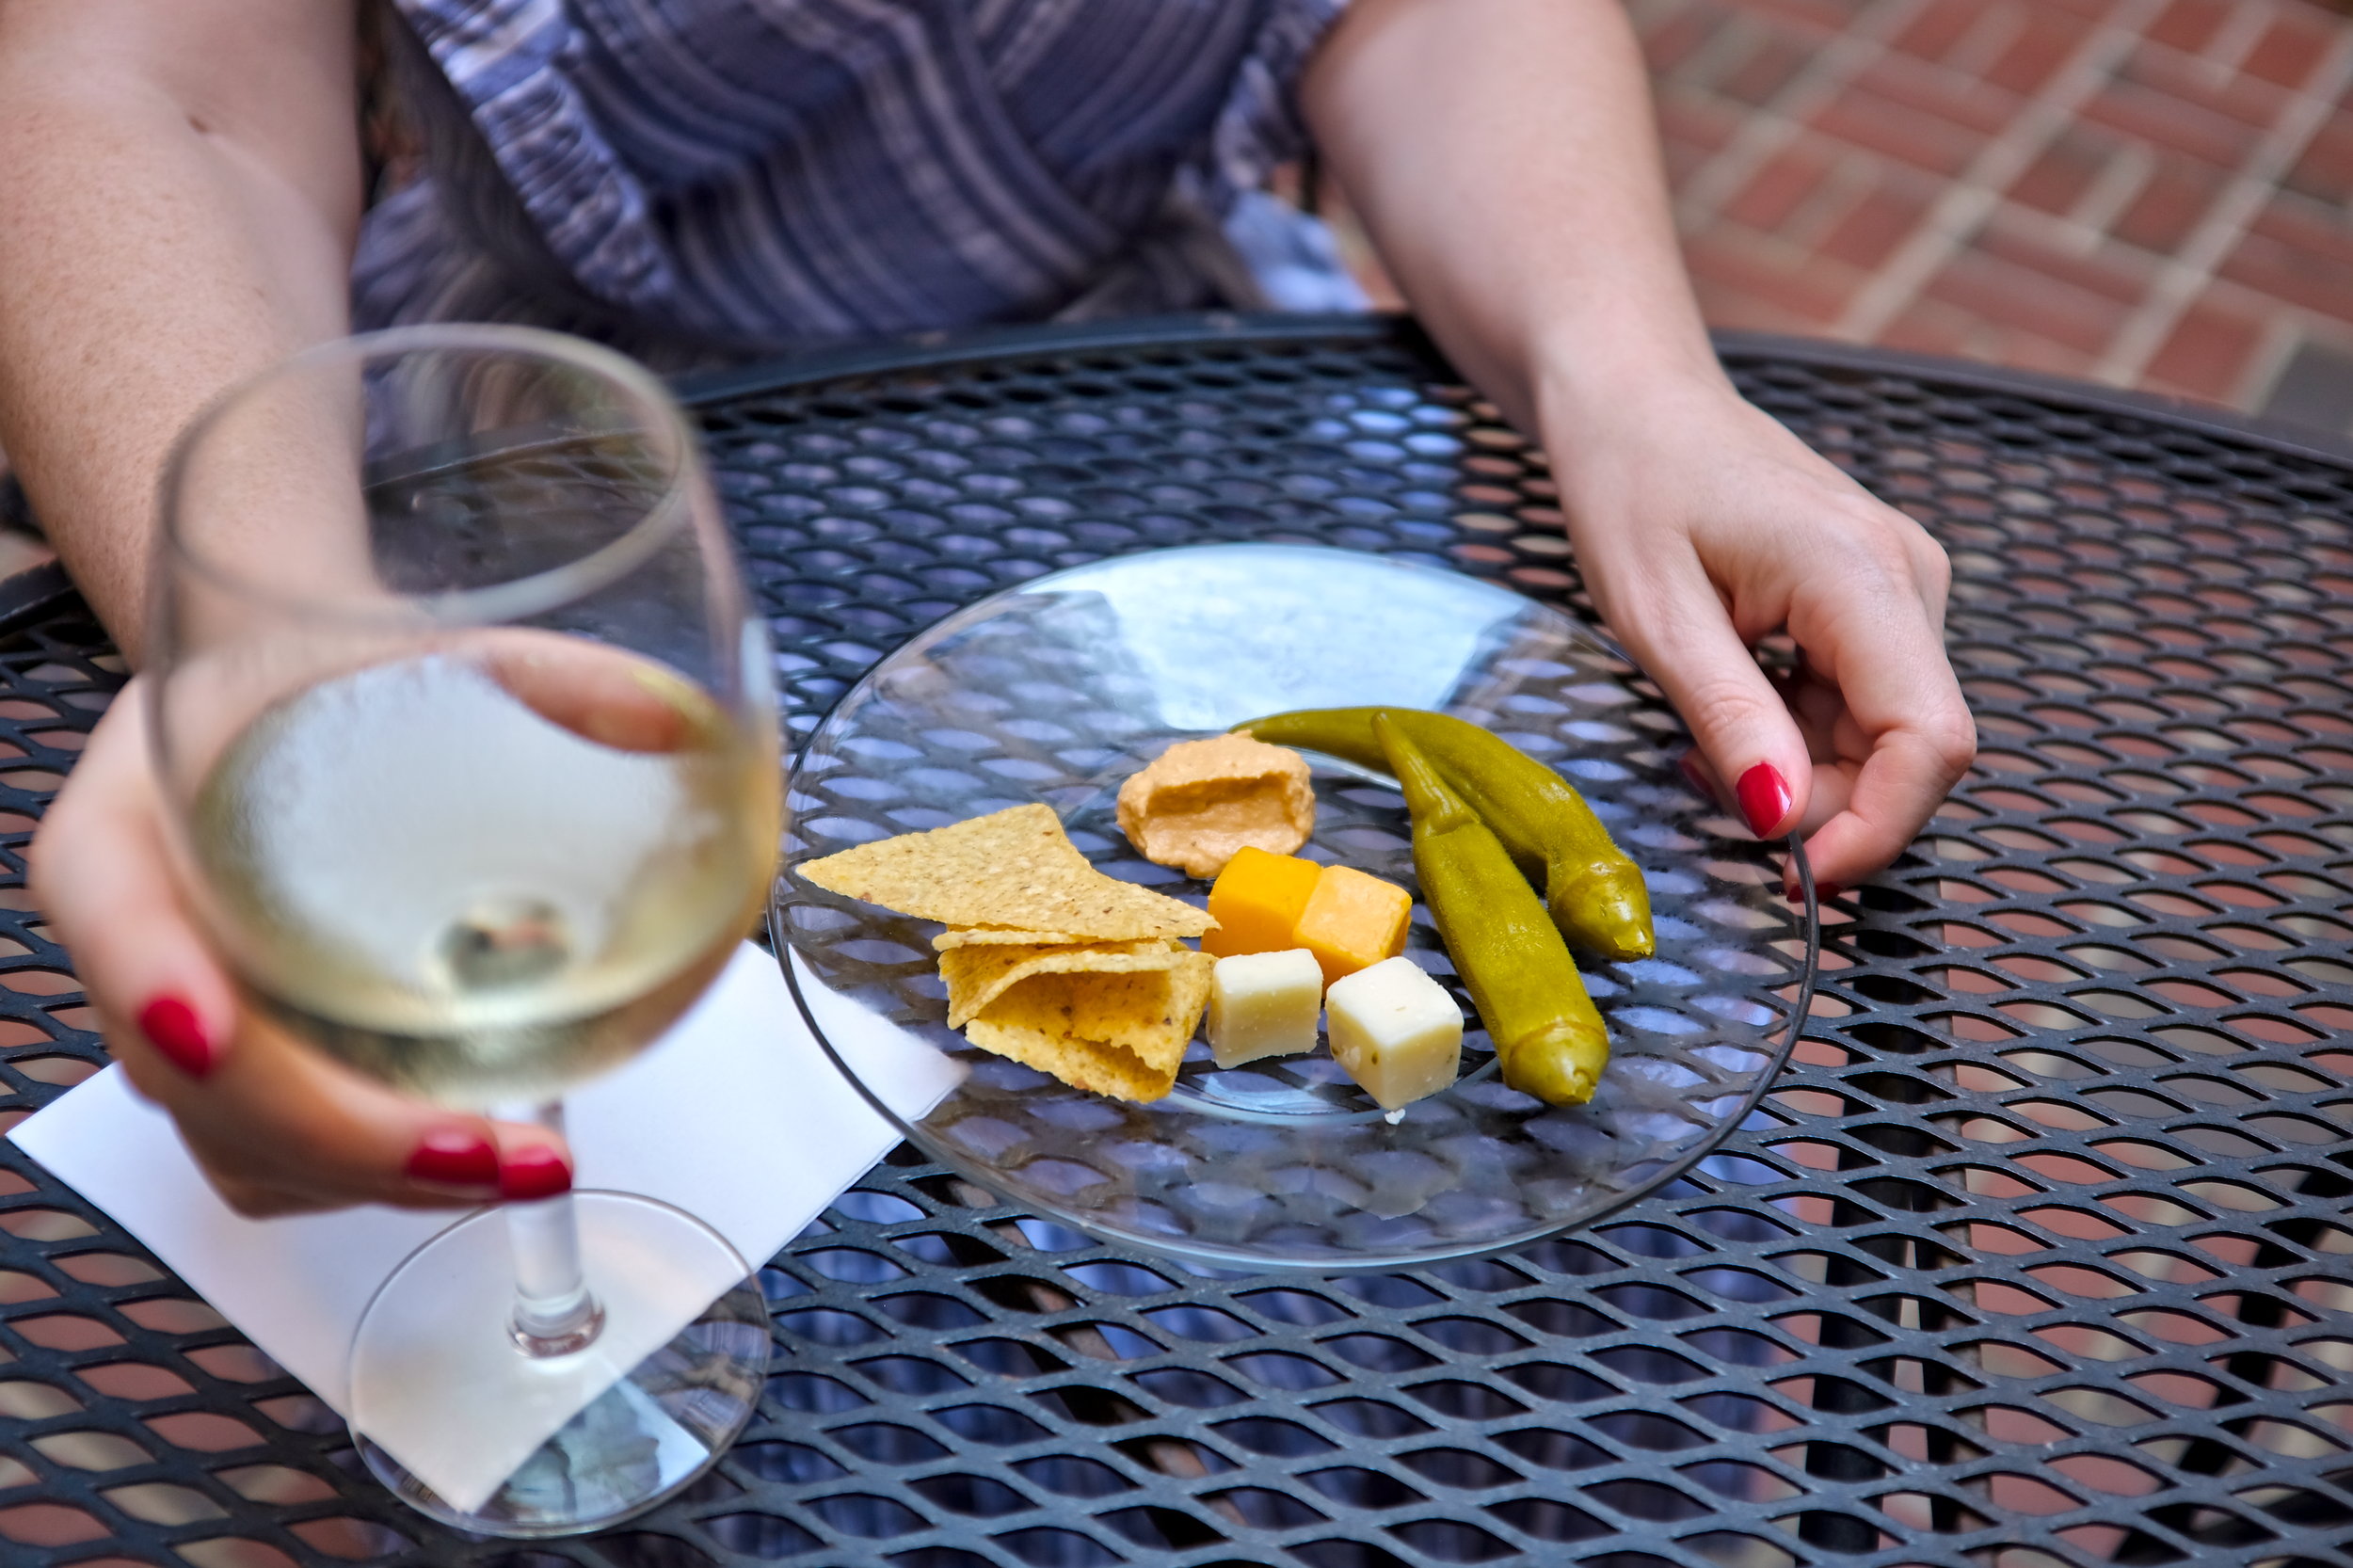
[773,545,1816,1272]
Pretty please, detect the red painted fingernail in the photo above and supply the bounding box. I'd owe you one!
[500,1146,573,1202]
[137,997,216,1079]
[1819,883,1845,903]
[1736,762,1792,839]
[405,1129,499,1189]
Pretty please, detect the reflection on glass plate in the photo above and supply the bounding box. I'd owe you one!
[775,545,1816,1271]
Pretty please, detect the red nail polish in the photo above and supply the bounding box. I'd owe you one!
[500,1147,573,1202]
[137,997,216,1079]
[1818,883,1845,903]
[405,1130,499,1189]
[1736,762,1792,839]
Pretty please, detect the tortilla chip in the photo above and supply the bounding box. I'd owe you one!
[963,1016,1172,1101]
[940,938,1188,1029]
[934,926,1108,951]
[962,951,1214,1102]
[799,804,1212,940]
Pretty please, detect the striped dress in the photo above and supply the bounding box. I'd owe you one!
[357,0,1363,366]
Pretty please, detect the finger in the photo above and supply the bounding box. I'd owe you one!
[1771,666,1858,834]
[1790,616,1976,891]
[479,633,696,753]
[1613,559,1813,841]
[1676,747,1724,811]
[30,689,237,1085]
[488,1121,576,1202]
[173,1028,571,1211]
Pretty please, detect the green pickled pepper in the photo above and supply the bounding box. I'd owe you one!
[1374,714,1609,1107]
[1239,706,1655,960]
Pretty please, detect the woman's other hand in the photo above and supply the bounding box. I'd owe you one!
[1539,372,1975,894]
[1305,0,1976,888]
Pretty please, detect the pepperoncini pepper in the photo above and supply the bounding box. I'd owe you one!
[1238,707,1654,960]
[1374,715,1609,1106]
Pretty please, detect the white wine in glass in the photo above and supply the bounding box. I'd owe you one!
[151,325,780,1536]
[190,651,768,1107]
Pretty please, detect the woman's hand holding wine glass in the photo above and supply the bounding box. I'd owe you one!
[70,326,783,1534]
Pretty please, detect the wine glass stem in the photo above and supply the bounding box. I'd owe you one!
[505,1100,604,1357]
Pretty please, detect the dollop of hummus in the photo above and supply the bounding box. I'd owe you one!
[1116,733,1315,878]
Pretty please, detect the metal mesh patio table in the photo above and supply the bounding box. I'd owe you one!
[0,314,2346,1568]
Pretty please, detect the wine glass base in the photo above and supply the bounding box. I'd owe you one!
[348,1191,767,1538]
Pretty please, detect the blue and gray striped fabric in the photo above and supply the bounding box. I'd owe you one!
[355,0,1362,365]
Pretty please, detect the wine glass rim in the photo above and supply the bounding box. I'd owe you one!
[157,323,702,629]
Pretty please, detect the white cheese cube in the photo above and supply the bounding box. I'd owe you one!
[1325,955,1463,1112]
[1206,949,1324,1069]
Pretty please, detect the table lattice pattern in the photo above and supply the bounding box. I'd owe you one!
[0,317,2345,1568]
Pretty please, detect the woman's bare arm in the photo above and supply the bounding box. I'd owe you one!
[5,0,570,1213]
[0,0,361,659]
[1305,0,1976,892]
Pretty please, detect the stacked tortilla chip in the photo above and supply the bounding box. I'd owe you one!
[799,805,1216,1101]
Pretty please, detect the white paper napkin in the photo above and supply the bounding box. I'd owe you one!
[8,943,964,1513]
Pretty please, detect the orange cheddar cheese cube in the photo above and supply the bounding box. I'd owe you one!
[1294,865,1412,985]
[1203,846,1324,958]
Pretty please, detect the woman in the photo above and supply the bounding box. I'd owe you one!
[0,0,1972,1215]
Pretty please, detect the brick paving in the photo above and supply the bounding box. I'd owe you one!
[1647,0,2353,424]
[1333,0,2353,431]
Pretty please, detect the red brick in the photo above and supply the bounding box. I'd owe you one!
[1723,141,1839,231]
[1855,53,2023,136]
[2110,158,2227,254]
[1812,82,1991,175]
[1978,329,2102,377]
[1818,169,1939,269]
[1656,90,1746,156]
[1690,277,1823,334]
[2139,295,2266,401]
[1715,0,1854,39]
[1711,26,1816,107]
[2081,81,2263,169]
[1983,8,2101,97]
[2239,8,2342,90]
[2250,195,2353,264]
[1655,92,1746,184]
[1974,221,2156,306]
[1892,0,1998,64]
[1683,227,1865,326]
[2217,198,2353,327]
[2148,0,2234,56]
[2009,126,2121,216]
[1924,244,2137,354]
[1881,297,2102,376]
[1881,298,1981,357]
[2284,111,2353,204]
[1641,0,1728,74]
[2119,41,2294,131]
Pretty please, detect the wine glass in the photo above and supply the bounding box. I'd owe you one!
[148,325,780,1535]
